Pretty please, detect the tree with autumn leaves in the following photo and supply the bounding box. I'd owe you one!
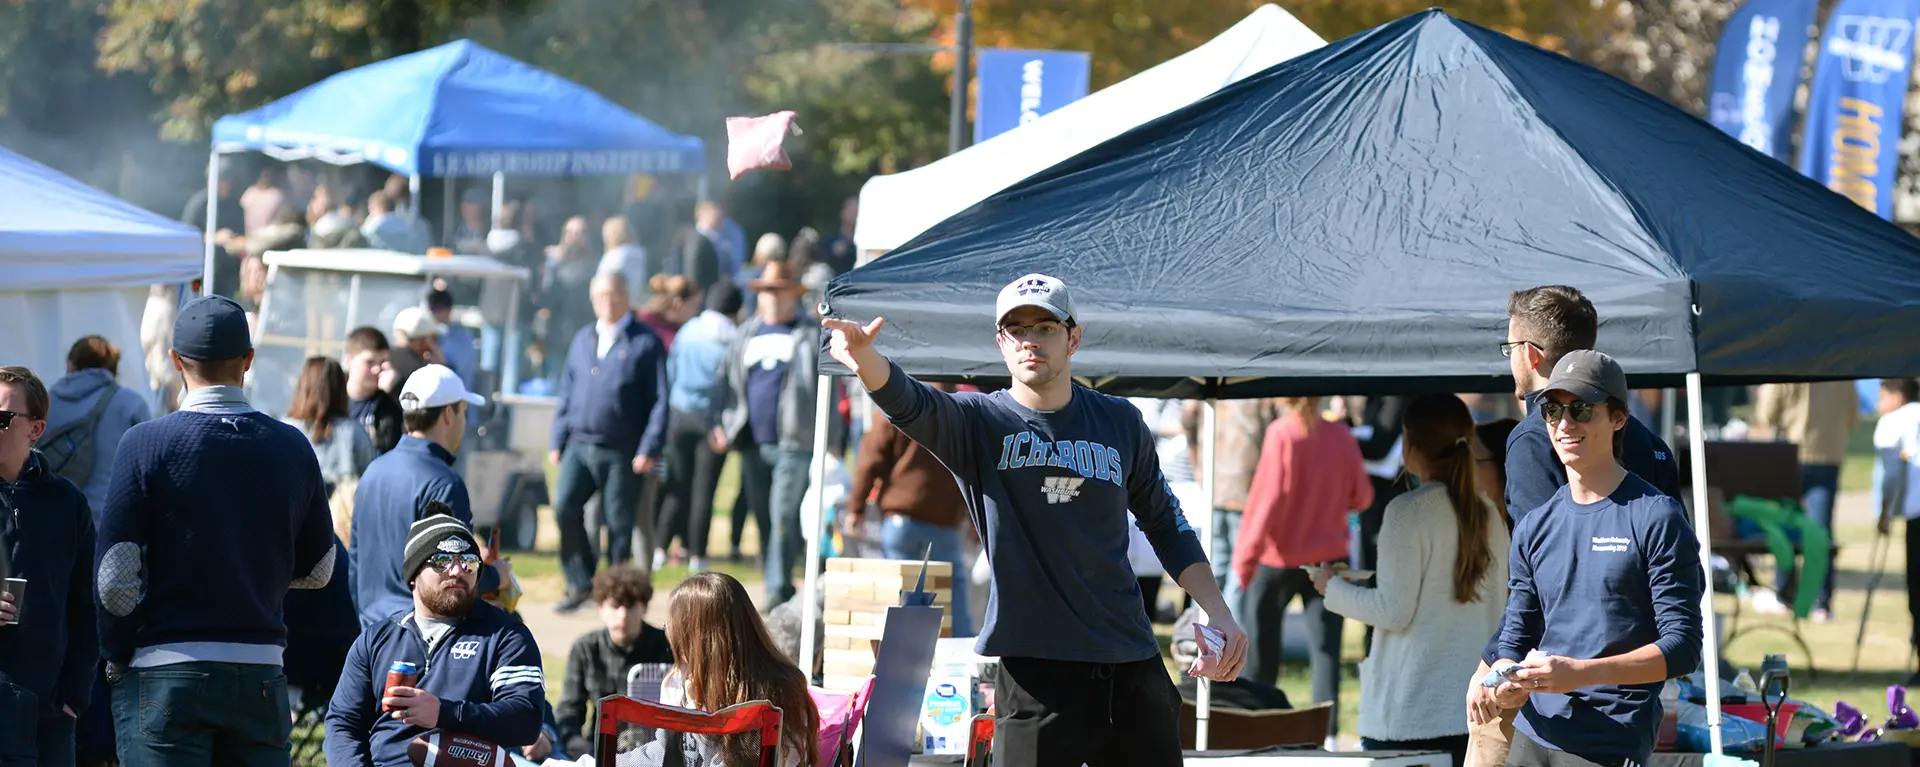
[0,0,1744,234]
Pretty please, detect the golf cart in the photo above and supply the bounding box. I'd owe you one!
[252,248,554,549]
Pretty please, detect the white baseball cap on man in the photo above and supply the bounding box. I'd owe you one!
[995,273,1076,326]
[392,306,446,342]
[398,364,485,411]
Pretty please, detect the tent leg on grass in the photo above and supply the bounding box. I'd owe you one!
[1196,399,1217,750]
[202,150,221,297]
[1686,372,1725,754]
[799,374,833,680]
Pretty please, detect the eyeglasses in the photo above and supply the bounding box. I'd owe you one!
[0,411,30,431]
[998,321,1067,342]
[1540,400,1597,424]
[1498,340,1539,359]
[425,552,482,576]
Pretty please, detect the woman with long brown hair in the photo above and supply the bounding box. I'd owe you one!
[283,356,376,496]
[1313,393,1508,766]
[661,572,820,767]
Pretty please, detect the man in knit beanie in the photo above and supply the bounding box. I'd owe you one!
[325,510,545,766]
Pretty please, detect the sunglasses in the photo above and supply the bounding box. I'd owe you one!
[0,411,31,431]
[1539,400,1597,424]
[425,552,482,576]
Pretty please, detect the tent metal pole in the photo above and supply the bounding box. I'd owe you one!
[442,179,456,247]
[1686,372,1725,754]
[798,373,834,682]
[202,150,220,297]
[408,174,422,220]
[1196,399,1218,751]
[491,172,506,237]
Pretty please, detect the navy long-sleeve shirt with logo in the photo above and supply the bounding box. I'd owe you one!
[868,361,1208,663]
[350,436,472,628]
[1491,473,1703,766]
[323,600,545,767]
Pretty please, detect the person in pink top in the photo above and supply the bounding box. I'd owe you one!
[1234,396,1374,738]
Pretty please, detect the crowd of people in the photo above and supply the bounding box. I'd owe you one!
[0,177,1892,767]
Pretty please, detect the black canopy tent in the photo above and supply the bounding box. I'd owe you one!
[804,10,1920,752]
[820,12,1920,398]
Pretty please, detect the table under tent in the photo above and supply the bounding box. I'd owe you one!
[0,144,201,405]
[811,9,1920,758]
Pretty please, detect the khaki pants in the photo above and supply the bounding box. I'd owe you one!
[1464,706,1518,767]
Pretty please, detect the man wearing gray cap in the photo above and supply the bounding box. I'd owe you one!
[96,295,338,766]
[824,273,1247,766]
[1473,350,1703,767]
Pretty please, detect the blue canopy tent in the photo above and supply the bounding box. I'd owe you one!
[204,39,706,291]
[816,10,1920,751]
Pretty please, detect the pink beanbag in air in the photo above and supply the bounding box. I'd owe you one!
[726,111,800,179]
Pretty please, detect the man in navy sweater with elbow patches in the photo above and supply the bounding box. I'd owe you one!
[549,271,668,612]
[824,274,1248,767]
[97,295,336,767]
[325,515,544,767]
[1472,351,1703,767]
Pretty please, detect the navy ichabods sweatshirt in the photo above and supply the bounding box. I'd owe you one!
[96,387,336,666]
[869,361,1207,664]
[324,600,544,767]
[0,451,97,729]
[1491,473,1703,766]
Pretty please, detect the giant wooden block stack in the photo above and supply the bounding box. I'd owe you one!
[819,557,953,692]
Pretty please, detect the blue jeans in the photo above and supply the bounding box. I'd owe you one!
[111,662,291,767]
[555,443,648,596]
[881,515,974,637]
[762,445,812,605]
[1777,463,1840,612]
[1211,509,1242,607]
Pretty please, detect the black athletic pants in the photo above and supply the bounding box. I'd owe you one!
[991,656,1183,767]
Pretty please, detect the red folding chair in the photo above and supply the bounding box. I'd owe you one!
[964,714,994,767]
[596,695,784,767]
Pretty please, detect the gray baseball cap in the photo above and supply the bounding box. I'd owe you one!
[995,274,1075,326]
[1542,349,1629,404]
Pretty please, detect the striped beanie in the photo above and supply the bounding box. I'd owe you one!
[404,508,479,587]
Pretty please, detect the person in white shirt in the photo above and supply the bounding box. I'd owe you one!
[1314,394,1507,767]
[1873,377,1920,685]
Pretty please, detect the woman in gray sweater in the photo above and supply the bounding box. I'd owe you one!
[284,356,376,494]
[42,335,151,513]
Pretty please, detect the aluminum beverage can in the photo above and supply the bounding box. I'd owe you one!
[384,661,420,710]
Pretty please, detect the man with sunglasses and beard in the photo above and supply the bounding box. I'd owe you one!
[824,274,1247,767]
[1471,351,1703,767]
[325,512,545,767]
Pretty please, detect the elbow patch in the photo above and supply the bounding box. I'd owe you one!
[98,542,146,618]
[290,546,336,590]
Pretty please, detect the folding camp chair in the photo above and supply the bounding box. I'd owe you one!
[628,662,674,702]
[810,676,875,767]
[596,695,784,767]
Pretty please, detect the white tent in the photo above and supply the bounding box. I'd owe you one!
[854,4,1326,253]
[0,144,201,403]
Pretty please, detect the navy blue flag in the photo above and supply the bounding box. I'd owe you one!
[1798,0,1920,217]
[1707,0,1817,159]
[973,49,1091,143]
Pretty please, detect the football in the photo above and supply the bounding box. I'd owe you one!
[407,732,512,767]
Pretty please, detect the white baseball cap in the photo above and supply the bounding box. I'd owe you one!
[995,273,1075,326]
[398,364,485,411]
[392,306,446,341]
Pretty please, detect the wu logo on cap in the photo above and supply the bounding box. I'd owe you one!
[1016,278,1052,296]
[1041,476,1085,504]
[1827,15,1913,84]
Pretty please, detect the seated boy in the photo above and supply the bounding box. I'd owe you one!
[558,565,676,756]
